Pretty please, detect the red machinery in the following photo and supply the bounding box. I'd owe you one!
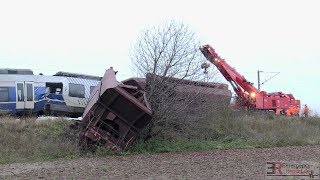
[200,44,300,116]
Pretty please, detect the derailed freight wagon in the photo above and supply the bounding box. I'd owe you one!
[0,69,100,117]
[79,67,152,151]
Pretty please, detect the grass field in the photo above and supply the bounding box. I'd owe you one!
[1,112,320,164]
[0,117,79,164]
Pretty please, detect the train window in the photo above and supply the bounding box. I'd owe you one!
[69,83,85,98]
[46,83,63,94]
[0,87,9,102]
[90,86,96,94]
[27,84,33,101]
[17,83,24,101]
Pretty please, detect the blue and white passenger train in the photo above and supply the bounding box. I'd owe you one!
[0,69,100,117]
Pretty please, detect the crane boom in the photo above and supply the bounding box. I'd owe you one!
[200,44,301,116]
[200,45,259,99]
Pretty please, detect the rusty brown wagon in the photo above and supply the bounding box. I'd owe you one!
[79,67,152,151]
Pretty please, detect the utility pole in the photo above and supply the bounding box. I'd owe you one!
[257,70,280,90]
[257,70,263,90]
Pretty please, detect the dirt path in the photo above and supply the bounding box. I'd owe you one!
[1,145,320,179]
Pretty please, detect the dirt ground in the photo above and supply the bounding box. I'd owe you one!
[1,145,320,179]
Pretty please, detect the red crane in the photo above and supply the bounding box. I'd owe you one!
[200,44,300,116]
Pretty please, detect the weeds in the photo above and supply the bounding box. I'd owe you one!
[1,111,320,165]
[129,110,320,153]
[0,117,80,164]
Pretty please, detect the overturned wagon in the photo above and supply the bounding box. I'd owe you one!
[79,68,152,151]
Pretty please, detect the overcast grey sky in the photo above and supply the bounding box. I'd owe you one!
[0,0,319,113]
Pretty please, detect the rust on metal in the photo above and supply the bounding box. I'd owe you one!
[79,67,152,151]
[79,68,232,151]
[123,74,232,106]
[123,75,231,96]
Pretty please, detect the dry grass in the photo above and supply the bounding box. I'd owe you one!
[0,116,80,164]
[1,111,320,164]
[131,110,320,153]
[210,110,320,147]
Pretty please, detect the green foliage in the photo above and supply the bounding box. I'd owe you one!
[94,146,122,157]
[128,138,256,154]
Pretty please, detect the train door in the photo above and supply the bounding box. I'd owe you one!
[16,82,34,109]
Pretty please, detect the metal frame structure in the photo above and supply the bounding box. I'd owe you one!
[80,68,152,151]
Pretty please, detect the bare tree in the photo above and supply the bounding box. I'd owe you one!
[131,20,202,79]
[130,20,223,141]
